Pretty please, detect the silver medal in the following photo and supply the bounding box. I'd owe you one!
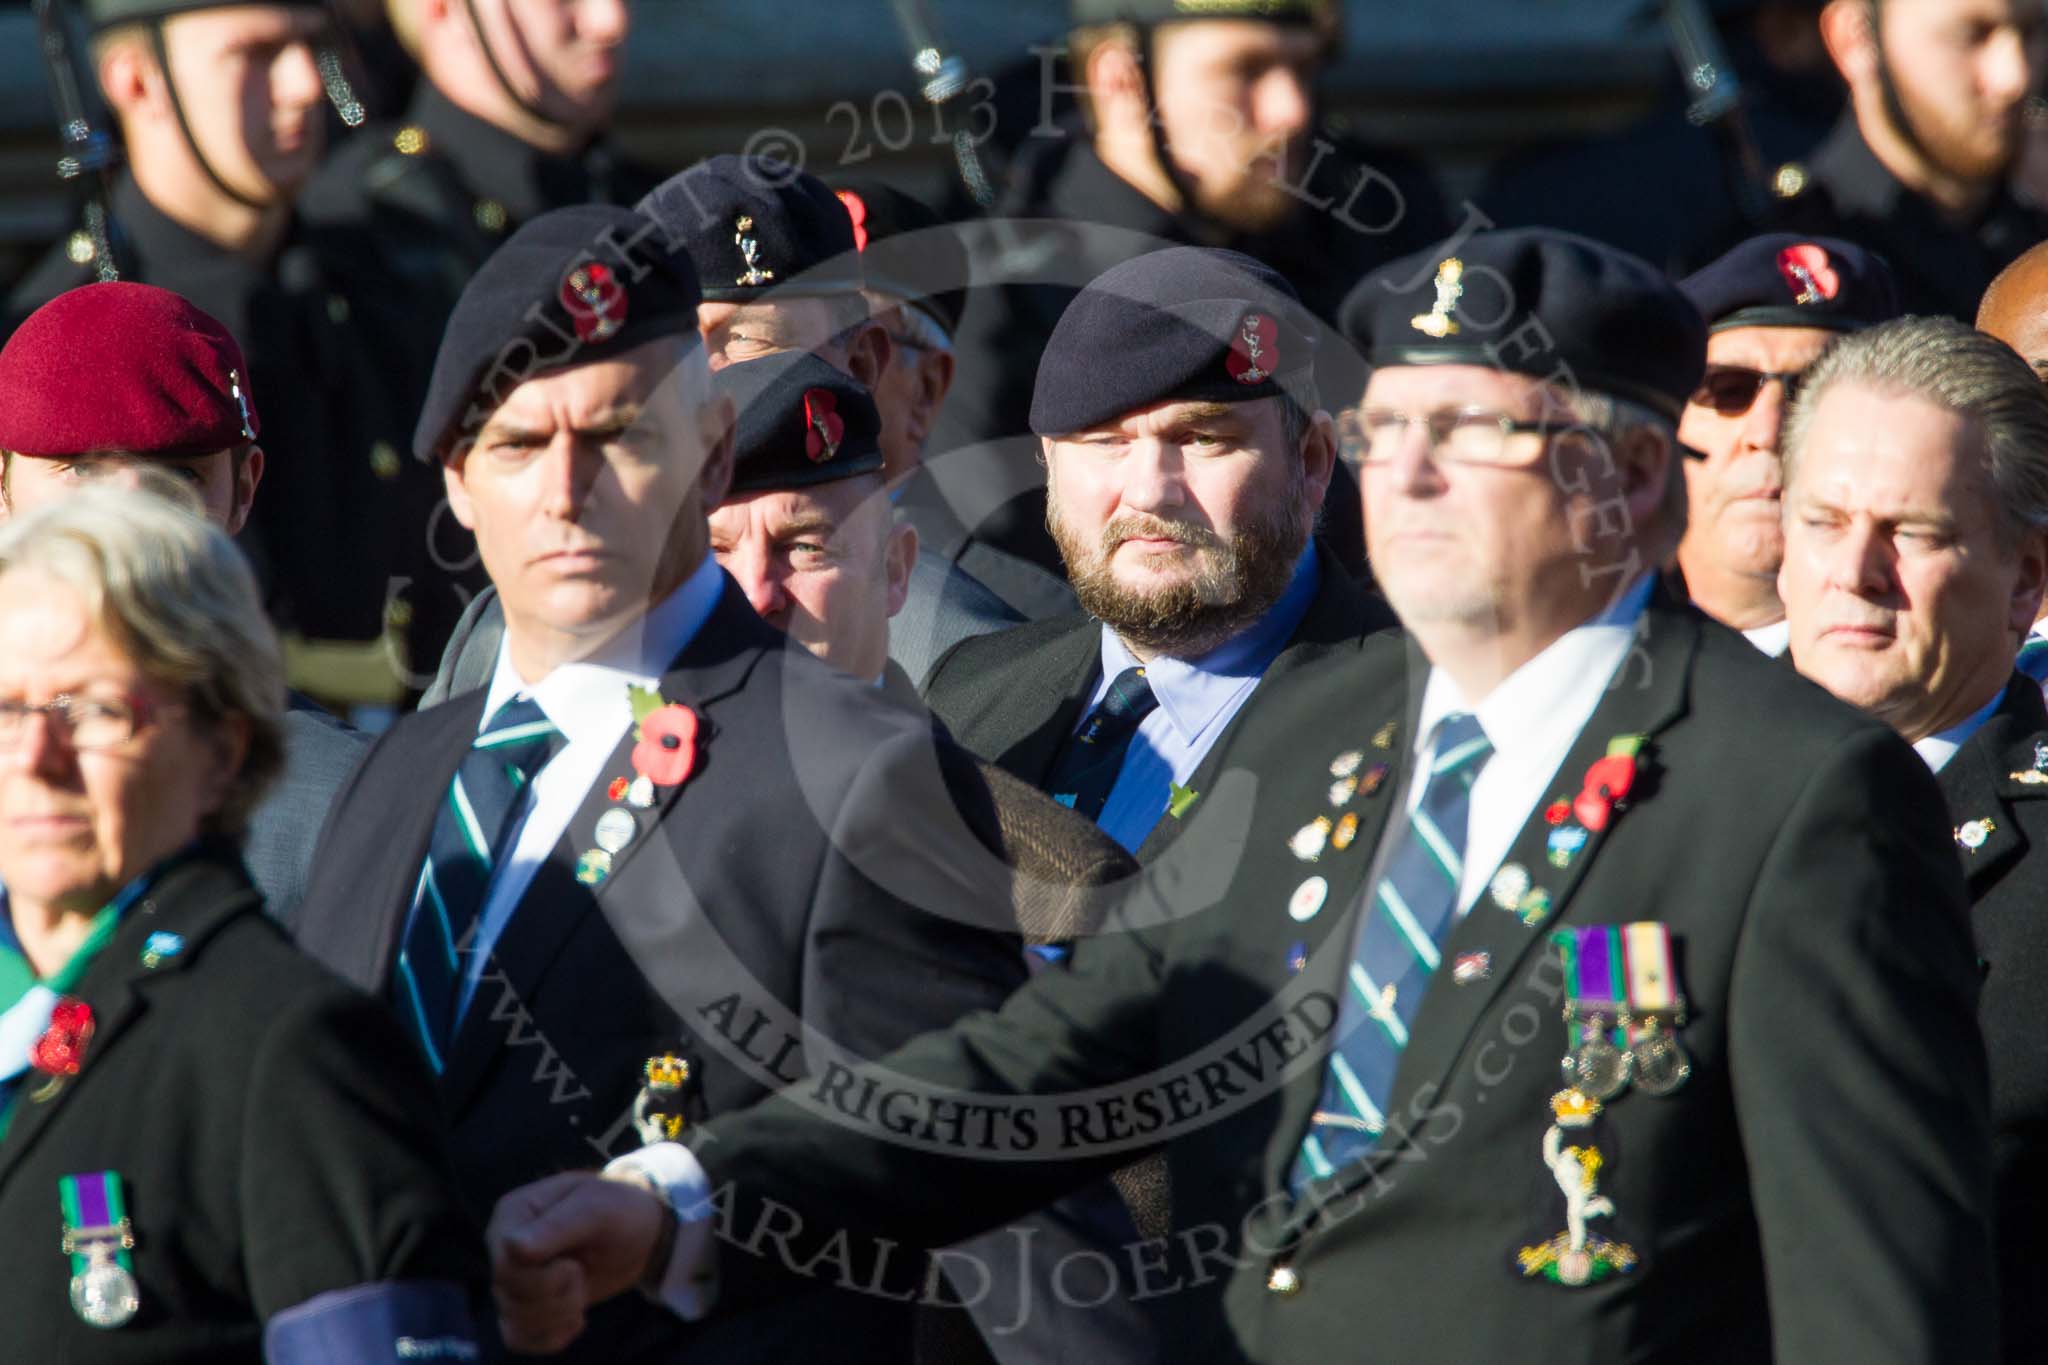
[1562,1027,1632,1102]
[1629,1026,1694,1097]
[70,1252,139,1329]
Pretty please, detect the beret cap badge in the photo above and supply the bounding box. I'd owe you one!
[1776,244,1839,307]
[1227,312,1277,384]
[1411,257,1464,338]
[804,388,845,462]
[734,214,776,288]
[228,370,255,441]
[558,262,628,344]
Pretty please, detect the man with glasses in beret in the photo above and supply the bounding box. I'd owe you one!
[7,0,445,712]
[1673,234,1900,654]
[488,227,1994,1365]
[293,204,1036,1364]
[0,281,365,925]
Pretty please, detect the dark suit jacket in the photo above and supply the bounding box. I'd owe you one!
[1935,677,2048,1363]
[296,583,1033,1364]
[695,602,1995,1364]
[923,545,1397,861]
[0,849,482,1363]
[241,698,368,927]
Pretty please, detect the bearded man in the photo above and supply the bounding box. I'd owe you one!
[1773,0,2048,318]
[923,246,1394,858]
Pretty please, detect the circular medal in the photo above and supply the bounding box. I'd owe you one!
[1562,1032,1632,1101]
[71,1260,139,1329]
[1630,1029,1694,1096]
[594,808,637,854]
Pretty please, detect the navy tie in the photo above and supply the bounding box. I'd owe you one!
[1293,712,1493,1191]
[1046,666,1160,823]
[395,697,564,1070]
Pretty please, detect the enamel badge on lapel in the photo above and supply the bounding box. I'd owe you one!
[1371,723,1396,751]
[594,808,637,855]
[139,932,182,969]
[60,1171,140,1328]
[30,998,93,1101]
[1289,876,1328,922]
[584,687,701,878]
[1956,818,1995,851]
[1490,863,1531,914]
[2013,742,2048,785]
[1331,813,1360,851]
[1330,750,1363,778]
[1452,951,1492,985]
[1290,817,1332,863]
[1328,776,1358,807]
[632,1054,694,1145]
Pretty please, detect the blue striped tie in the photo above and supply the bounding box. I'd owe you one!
[1293,712,1493,1192]
[395,696,563,1070]
[1046,666,1159,822]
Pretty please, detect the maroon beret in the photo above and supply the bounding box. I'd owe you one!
[0,282,259,459]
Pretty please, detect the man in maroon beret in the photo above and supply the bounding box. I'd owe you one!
[0,281,365,926]
[0,282,263,532]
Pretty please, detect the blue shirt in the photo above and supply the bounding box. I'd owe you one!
[1085,548,1320,852]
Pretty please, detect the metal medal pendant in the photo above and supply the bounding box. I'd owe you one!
[1630,1028,1693,1096]
[71,1256,139,1329]
[1563,1032,1632,1101]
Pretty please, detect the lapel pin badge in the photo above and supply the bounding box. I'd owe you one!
[1956,818,1996,851]
[140,932,183,969]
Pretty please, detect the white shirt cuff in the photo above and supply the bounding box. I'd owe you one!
[603,1143,720,1321]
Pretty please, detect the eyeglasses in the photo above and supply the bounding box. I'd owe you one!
[1690,364,1807,417]
[1339,408,1560,467]
[0,693,165,751]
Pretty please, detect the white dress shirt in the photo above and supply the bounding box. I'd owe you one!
[1400,575,1654,916]
[1911,686,2006,775]
[1741,618,1790,657]
[454,554,725,1022]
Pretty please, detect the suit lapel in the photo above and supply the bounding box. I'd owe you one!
[1307,607,1698,1214]
[1938,676,2047,894]
[437,586,770,1112]
[0,856,256,1191]
[992,621,1102,788]
[365,695,488,990]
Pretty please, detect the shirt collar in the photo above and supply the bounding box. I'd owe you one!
[1742,619,1790,657]
[1913,686,2007,775]
[482,553,725,748]
[1097,547,1320,744]
[1415,574,1655,758]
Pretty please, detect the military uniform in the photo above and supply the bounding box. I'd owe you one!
[1767,115,2048,319]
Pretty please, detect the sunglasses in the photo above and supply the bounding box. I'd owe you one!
[1690,364,1808,417]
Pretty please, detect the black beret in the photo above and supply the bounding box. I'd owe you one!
[84,0,323,28]
[1030,246,1317,438]
[1680,234,1900,334]
[828,178,968,338]
[639,155,862,303]
[1069,0,1331,27]
[716,351,883,495]
[413,204,701,463]
[1339,228,1707,421]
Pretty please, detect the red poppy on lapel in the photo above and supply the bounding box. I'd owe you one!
[1572,753,1639,834]
[633,703,701,788]
[30,998,94,1077]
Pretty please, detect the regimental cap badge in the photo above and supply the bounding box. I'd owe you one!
[559,261,627,343]
[1411,257,1464,338]
[1776,243,1839,307]
[227,370,255,441]
[734,213,776,287]
[1226,311,1278,384]
[804,387,844,462]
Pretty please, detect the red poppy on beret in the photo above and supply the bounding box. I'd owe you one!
[0,282,259,460]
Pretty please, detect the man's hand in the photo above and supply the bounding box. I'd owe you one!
[487,1171,668,1355]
